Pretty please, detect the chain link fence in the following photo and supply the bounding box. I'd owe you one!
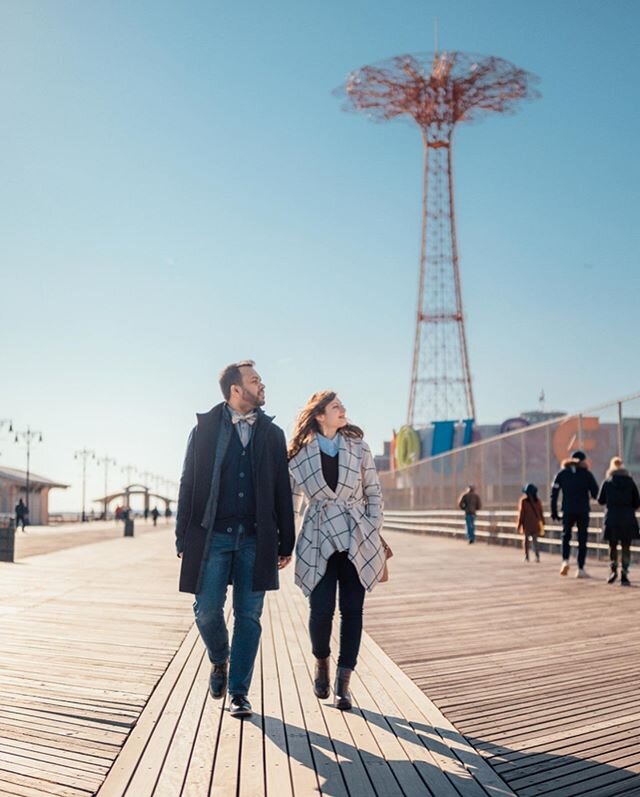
[380,394,640,512]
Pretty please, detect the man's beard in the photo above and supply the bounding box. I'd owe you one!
[241,387,265,408]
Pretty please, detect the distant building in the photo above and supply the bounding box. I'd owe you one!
[374,440,392,473]
[0,466,69,525]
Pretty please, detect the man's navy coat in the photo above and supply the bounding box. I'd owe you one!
[175,403,295,594]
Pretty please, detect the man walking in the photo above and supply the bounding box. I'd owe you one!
[551,449,599,578]
[458,485,481,544]
[175,361,295,719]
[15,498,28,532]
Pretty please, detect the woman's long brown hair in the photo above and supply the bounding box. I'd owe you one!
[288,391,363,459]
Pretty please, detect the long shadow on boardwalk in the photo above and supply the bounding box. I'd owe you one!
[460,725,640,797]
[257,709,503,797]
[255,711,640,797]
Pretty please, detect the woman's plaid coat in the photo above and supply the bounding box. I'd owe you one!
[289,433,386,597]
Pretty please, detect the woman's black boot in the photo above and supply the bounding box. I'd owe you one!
[313,657,331,699]
[334,666,353,711]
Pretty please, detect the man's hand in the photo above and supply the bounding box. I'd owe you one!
[177,552,182,558]
[278,555,292,570]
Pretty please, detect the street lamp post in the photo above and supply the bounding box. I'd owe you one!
[74,448,96,522]
[121,464,137,485]
[13,427,43,518]
[0,419,13,457]
[120,464,137,512]
[140,471,153,520]
[96,455,117,519]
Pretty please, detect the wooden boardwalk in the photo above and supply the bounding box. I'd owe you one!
[13,520,163,560]
[0,528,511,797]
[364,531,640,797]
[4,524,639,796]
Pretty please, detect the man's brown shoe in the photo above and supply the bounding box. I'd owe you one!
[209,661,228,699]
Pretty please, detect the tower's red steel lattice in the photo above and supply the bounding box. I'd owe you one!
[339,52,539,427]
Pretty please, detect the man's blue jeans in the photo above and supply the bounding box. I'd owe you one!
[193,528,265,697]
[465,513,475,542]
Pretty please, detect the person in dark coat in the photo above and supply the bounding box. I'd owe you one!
[15,498,28,532]
[516,483,544,562]
[597,456,640,586]
[175,360,295,720]
[551,449,598,578]
[457,485,482,544]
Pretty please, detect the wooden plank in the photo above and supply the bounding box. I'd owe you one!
[268,590,321,797]
[122,638,205,797]
[208,694,241,797]
[0,770,90,797]
[273,589,350,797]
[0,752,99,792]
[260,601,295,797]
[151,654,210,796]
[179,664,227,797]
[237,643,265,797]
[96,625,200,796]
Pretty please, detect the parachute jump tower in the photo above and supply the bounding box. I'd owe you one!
[338,51,539,429]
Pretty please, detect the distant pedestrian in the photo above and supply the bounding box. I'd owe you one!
[516,483,544,562]
[151,506,160,527]
[458,485,481,544]
[15,499,28,532]
[597,456,640,587]
[551,450,599,578]
[144,506,150,522]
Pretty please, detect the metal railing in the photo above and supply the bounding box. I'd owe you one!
[380,391,640,513]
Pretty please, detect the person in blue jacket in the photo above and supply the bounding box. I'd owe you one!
[551,450,598,578]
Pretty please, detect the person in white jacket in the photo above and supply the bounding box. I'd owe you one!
[288,391,388,711]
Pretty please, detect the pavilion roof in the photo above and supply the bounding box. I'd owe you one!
[0,466,69,489]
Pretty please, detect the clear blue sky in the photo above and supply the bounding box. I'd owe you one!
[1,0,639,512]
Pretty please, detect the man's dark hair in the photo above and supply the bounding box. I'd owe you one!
[219,360,255,401]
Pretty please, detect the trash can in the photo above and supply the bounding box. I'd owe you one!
[0,517,16,562]
[124,518,134,537]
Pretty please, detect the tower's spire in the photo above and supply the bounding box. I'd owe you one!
[338,51,539,427]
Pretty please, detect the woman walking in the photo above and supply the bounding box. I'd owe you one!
[516,483,544,562]
[288,391,387,710]
[597,456,640,586]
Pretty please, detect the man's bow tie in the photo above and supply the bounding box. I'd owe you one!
[231,411,257,426]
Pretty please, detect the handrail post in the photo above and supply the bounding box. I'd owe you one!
[617,401,624,457]
[498,438,503,508]
[546,423,552,507]
[577,414,583,449]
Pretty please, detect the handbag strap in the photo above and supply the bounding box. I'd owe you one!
[527,496,543,522]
